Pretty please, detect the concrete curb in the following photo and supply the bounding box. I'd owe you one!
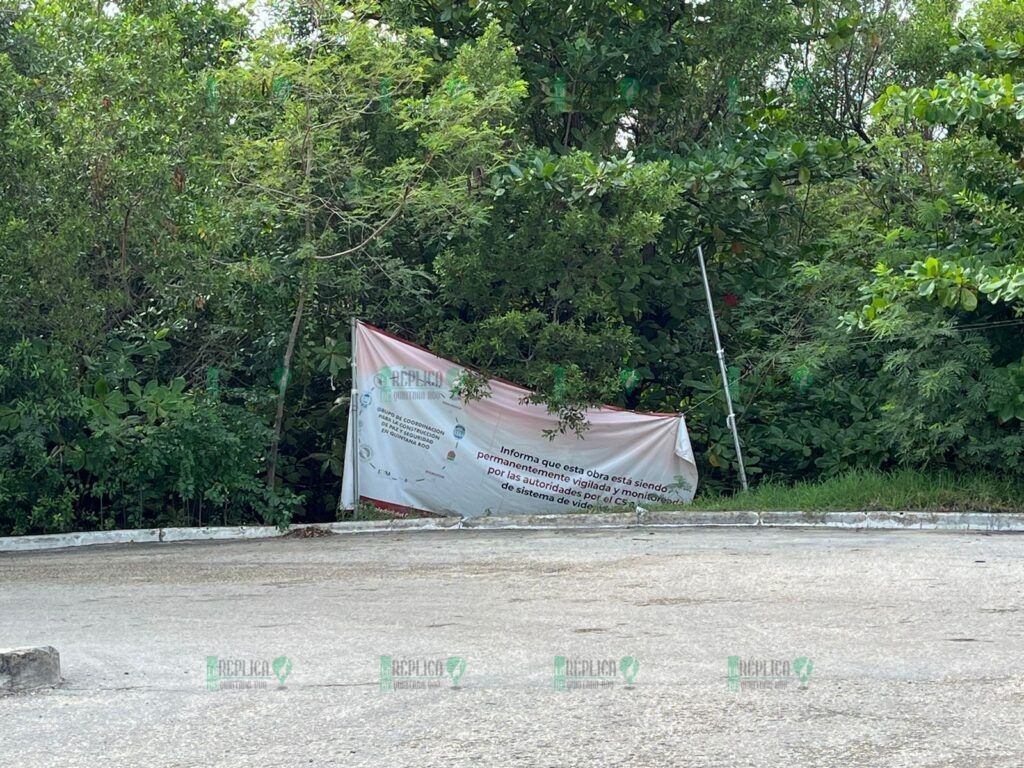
[326,518,462,533]
[462,512,637,529]
[639,509,760,527]
[0,520,461,553]
[754,510,1024,530]
[2,510,1023,553]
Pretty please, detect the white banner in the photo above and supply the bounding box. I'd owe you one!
[341,322,698,517]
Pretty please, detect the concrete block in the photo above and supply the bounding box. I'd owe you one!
[0,646,60,693]
[823,511,869,527]
[865,511,940,529]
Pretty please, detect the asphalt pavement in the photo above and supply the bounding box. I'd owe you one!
[1,527,1022,767]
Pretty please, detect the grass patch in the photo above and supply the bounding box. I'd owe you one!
[654,469,1024,514]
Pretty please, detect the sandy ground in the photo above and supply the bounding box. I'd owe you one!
[1,527,1022,767]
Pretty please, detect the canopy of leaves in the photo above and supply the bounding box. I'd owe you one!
[2,0,1022,534]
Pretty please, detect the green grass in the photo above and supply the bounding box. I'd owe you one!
[658,469,1024,514]
[339,469,1024,519]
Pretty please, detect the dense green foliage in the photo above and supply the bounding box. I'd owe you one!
[2,0,1023,535]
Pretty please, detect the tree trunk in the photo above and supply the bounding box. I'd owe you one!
[265,6,319,493]
[265,288,306,491]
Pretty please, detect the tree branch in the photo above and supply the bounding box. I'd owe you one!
[313,182,412,261]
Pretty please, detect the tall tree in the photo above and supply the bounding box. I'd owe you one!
[215,4,526,489]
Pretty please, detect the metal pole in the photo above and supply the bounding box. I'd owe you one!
[696,244,749,492]
[349,316,361,510]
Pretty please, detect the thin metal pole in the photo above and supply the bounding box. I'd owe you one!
[696,245,749,492]
[349,317,361,510]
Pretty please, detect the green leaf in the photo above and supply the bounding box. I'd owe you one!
[0,406,20,432]
[960,289,978,311]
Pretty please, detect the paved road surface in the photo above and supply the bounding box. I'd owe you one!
[2,528,1022,767]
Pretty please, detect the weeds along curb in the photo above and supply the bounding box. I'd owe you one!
[2,510,1024,553]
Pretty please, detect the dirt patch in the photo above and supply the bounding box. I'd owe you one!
[282,527,335,539]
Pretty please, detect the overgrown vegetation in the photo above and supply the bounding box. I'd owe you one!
[2,0,1024,535]
[664,470,1024,514]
